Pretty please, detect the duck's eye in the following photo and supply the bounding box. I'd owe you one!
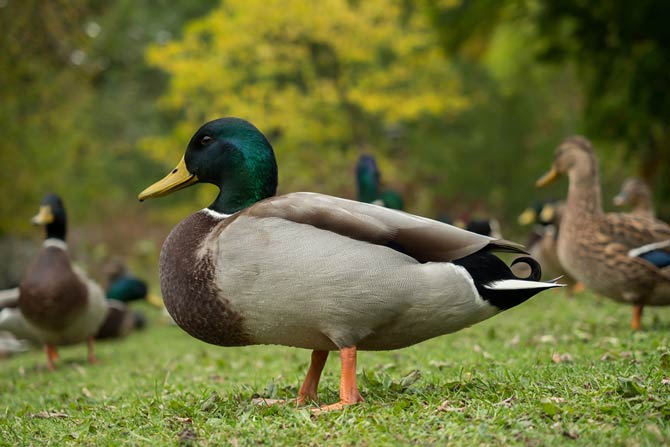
[200,136,212,146]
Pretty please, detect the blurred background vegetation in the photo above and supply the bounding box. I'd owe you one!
[1,0,668,284]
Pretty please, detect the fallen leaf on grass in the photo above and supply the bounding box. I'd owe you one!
[437,400,465,412]
[494,396,516,408]
[562,430,580,439]
[600,352,616,361]
[508,335,520,347]
[552,353,573,363]
[209,374,225,383]
[82,387,93,398]
[661,377,670,385]
[538,335,556,344]
[428,360,449,369]
[175,417,192,424]
[32,411,69,419]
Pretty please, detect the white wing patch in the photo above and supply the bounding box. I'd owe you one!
[628,240,670,258]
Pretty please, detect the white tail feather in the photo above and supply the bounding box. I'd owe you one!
[484,279,566,291]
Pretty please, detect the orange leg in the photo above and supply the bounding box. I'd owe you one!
[87,336,97,364]
[631,304,643,331]
[253,350,329,406]
[297,350,329,404]
[313,346,364,413]
[45,345,58,371]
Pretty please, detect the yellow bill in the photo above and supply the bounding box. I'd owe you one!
[540,204,555,223]
[517,208,537,226]
[138,157,199,201]
[535,167,559,188]
[31,206,54,225]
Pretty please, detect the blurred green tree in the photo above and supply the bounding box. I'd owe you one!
[428,0,670,216]
[0,0,217,234]
[142,0,469,209]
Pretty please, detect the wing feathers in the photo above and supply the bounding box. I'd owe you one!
[245,193,524,262]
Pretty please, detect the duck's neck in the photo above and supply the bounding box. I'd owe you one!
[209,170,277,215]
[45,220,66,241]
[634,191,655,217]
[357,172,379,203]
[565,165,603,218]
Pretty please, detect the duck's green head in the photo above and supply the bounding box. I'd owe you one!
[139,118,278,214]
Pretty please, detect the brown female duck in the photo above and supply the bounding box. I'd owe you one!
[536,137,670,329]
[613,177,655,219]
[518,201,580,296]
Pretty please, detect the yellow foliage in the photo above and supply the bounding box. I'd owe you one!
[143,0,469,197]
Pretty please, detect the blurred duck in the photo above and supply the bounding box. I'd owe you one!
[105,259,149,303]
[94,300,146,339]
[0,293,144,348]
[15,194,107,369]
[537,137,670,329]
[454,217,502,239]
[138,117,561,411]
[613,177,655,219]
[355,154,404,210]
[517,200,580,295]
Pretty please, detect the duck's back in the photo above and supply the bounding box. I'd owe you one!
[19,245,88,331]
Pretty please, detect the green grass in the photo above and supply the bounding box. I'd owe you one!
[2,292,670,446]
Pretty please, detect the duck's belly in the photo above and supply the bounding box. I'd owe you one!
[209,216,497,351]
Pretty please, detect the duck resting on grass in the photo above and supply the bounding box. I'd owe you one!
[139,118,562,412]
[536,137,670,330]
[17,194,107,370]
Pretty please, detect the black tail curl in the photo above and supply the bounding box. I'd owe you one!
[453,248,551,310]
[510,256,542,281]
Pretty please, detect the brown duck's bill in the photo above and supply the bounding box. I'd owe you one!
[138,156,199,201]
[535,167,559,188]
[31,206,54,225]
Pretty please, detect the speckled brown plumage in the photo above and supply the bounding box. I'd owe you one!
[540,137,670,314]
[159,212,250,346]
[19,246,87,331]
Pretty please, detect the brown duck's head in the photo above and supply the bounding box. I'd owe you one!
[535,136,598,188]
[613,177,651,207]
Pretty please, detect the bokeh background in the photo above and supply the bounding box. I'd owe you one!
[1,0,668,286]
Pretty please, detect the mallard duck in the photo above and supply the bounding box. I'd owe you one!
[355,154,404,210]
[95,300,146,339]
[139,118,561,411]
[613,177,655,219]
[455,217,502,239]
[0,296,144,345]
[517,201,580,295]
[536,136,670,329]
[18,194,107,369]
[104,258,149,303]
